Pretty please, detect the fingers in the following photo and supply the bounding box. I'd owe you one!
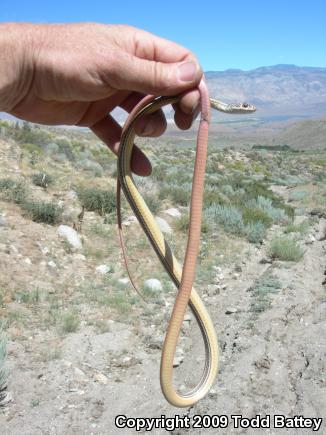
[91,114,152,177]
[119,93,167,137]
[106,50,203,98]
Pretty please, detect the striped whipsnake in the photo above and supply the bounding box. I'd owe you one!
[117,79,256,407]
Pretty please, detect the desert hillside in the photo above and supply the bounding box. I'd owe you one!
[0,119,325,433]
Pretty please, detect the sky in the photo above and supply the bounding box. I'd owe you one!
[1,0,325,71]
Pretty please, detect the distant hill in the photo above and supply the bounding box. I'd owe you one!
[205,64,326,120]
[1,64,326,125]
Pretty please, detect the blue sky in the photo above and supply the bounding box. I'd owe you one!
[1,0,325,71]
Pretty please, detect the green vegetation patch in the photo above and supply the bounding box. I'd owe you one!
[0,329,8,405]
[268,236,304,261]
[77,187,116,216]
[0,178,28,205]
[249,272,282,314]
[22,200,62,225]
[32,172,54,189]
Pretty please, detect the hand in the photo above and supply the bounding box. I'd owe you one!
[1,23,203,175]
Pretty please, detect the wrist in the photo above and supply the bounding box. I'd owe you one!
[0,23,35,112]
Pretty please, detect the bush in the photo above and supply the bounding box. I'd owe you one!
[0,178,28,204]
[158,183,191,206]
[32,172,54,189]
[242,206,272,227]
[245,221,267,243]
[288,190,308,202]
[22,200,62,225]
[249,272,281,313]
[205,204,245,236]
[78,159,103,177]
[58,311,80,334]
[0,330,8,406]
[44,142,59,155]
[250,196,289,224]
[268,236,304,261]
[77,187,116,216]
[143,192,161,215]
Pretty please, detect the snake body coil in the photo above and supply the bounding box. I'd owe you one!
[117,80,256,407]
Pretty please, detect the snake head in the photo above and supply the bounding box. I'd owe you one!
[240,102,256,112]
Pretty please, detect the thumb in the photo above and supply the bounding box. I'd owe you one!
[109,52,203,96]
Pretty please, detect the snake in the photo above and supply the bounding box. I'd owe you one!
[116,79,256,408]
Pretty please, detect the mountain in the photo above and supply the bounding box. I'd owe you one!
[205,64,326,120]
[1,64,325,124]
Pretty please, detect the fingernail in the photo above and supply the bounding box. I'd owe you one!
[177,61,198,82]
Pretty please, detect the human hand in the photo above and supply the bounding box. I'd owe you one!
[0,23,203,175]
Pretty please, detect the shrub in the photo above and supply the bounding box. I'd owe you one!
[268,236,304,261]
[32,172,54,189]
[242,206,272,227]
[204,185,226,207]
[249,272,281,313]
[174,214,209,234]
[22,200,62,225]
[77,187,116,216]
[44,142,59,155]
[78,159,104,177]
[0,330,8,406]
[58,311,80,334]
[143,192,161,215]
[0,178,28,204]
[158,183,191,206]
[246,196,291,224]
[288,190,308,202]
[245,221,267,243]
[205,204,245,236]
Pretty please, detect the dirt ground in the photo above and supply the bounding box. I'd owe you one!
[0,134,325,434]
[1,214,325,434]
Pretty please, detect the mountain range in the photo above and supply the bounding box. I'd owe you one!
[205,64,326,120]
[1,64,325,124]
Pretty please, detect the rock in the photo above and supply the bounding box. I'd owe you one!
[259,257,273,264]
[96,265,111,274]
[0,215,6,226]
[173,355,184,367]
[305,234,316,244]
[9,244,18,254]
[155,217,172,235]
[255,356,271,370]
[47,260,57,268]
[164,208,181,218]
[24,258,32,265]
[0,391,13,407]
[66,190,78,201]
[73,367,88,383]
[147,336,163,350]
[94,372,109,385]
[74,253,86,261]
[144,279,162,292]
[57,225,82,250]
[122,216,138,226]
[225,307,238,315]
[36,242,50,255]
[118,278,129,286]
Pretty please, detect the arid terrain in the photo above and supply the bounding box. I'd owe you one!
[0,106,325,434]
